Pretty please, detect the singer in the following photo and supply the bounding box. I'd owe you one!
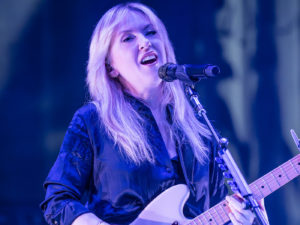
[40,2,268,225]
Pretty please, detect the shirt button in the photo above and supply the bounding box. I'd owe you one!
[53,220,58,225]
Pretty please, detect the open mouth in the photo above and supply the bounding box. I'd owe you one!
[140,53,158,65]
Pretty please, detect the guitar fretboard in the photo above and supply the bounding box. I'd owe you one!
[188,154,300,225]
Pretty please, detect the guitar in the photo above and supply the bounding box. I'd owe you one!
[130,153,300,225]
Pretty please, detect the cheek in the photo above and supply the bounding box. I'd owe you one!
[110,45,128,63]
[111,47,138,72]
[152,40,166,61]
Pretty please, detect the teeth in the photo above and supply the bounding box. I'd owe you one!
[142,54,156,63]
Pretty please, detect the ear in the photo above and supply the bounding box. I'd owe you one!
[105,63,119,78]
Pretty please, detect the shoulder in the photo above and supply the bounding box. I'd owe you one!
[68,103,100,131]
[75,102,97,117]
[73,103,99,122]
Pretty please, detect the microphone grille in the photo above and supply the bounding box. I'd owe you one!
[158,63,177,82]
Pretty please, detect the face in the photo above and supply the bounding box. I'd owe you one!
[108,11,167,95]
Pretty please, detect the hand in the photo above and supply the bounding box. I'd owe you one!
[71,213,110,225]
[226,195,268,225]
[97,221,110,225]
[97,222,110,225]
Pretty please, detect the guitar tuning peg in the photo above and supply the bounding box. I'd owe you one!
[218,164,228,171]
[223,171,233,179]
[215,157,224,164]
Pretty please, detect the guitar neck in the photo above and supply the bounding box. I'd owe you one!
[250,154,300,200]
[189,154,300,225]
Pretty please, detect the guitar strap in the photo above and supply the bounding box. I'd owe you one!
[177,141,196,198]
[167,105,196,197]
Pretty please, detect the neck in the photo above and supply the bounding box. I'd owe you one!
[142,86,162,110]
[125,81,163,110]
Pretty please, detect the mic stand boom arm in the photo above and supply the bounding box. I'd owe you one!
[185,85,269,225]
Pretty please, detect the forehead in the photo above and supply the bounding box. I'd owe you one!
[114,10,153,34]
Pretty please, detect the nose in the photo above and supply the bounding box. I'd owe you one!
[139,36,151,51]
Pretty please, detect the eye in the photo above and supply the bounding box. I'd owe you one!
[146,30,157,36]
[122,34,134,42]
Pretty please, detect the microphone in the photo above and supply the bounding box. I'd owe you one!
[158,63,220,83]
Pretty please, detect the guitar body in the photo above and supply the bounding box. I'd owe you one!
[130,184,191,225]
[129,153,300,225]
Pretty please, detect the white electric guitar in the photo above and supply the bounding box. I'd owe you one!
[130,153,300,225]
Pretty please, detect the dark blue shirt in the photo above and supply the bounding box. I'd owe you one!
[40,96,227,225]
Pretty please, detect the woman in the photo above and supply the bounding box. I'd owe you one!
[41,3,267,225]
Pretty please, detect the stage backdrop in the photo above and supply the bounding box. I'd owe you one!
[0,0,299,224]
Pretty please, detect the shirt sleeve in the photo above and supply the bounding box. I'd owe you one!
[208,139,228,207]
[40,110,94,225]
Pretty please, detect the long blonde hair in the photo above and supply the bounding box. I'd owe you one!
[86,2,211,165]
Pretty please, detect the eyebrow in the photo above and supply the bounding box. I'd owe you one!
[119,24,153,34]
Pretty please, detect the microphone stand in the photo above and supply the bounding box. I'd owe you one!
[185,85,269,225]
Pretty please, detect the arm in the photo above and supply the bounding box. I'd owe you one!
[71,213,109,225]
[40,110,104,225]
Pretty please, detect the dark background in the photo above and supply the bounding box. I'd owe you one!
[0,0,299,224]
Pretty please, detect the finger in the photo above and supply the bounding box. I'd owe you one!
[230,204,255,225]
[226,196,255,224]
[227,195,253,214]
[235,192,244,201]
[232,193,251,209]
[228,212,241,225]
[226,196,244,213]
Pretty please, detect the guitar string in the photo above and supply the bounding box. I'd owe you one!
[251,157,299,193]
[188,155,300,225]
[260,161,299,187]
[198,155,300,224]
[251,165,297,196]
